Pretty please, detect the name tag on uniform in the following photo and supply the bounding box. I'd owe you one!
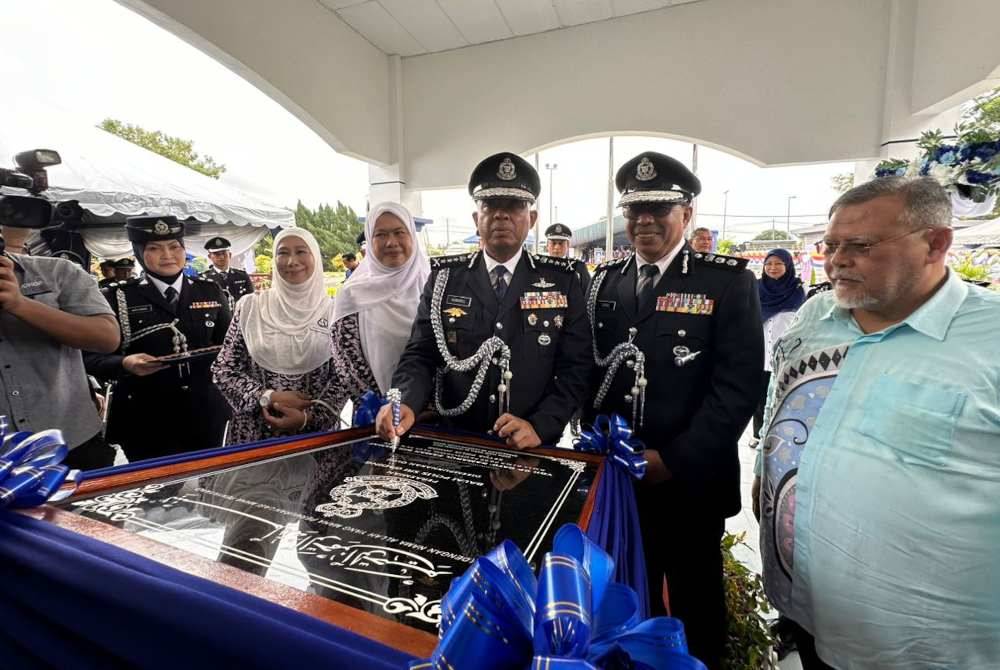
[446,295,472,307]
[597,300,617,311]
[519,291,567,310]
[128,305,153,314]
[657,293,714,315]
[191,301,222,309]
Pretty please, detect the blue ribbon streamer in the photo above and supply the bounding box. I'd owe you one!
[574,415,647,480]
[352,390,388,428]
[412,523,706,670]
[0,417,78,509]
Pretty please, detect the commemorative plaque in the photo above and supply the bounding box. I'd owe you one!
[58,429,599,637]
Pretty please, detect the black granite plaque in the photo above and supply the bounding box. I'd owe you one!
[62,432,597,633]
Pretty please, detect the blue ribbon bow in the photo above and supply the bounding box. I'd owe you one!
[411,523,706,670]
[574,415,647,480]
[0,417,78,509]
[352,390,388,428]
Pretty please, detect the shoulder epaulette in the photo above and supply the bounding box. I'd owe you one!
[595,254,631,273]
[191,274,214,284]
[430,252,475,270]
[528,253,577,273]
[692,252,748,271]
[104,277,139,291]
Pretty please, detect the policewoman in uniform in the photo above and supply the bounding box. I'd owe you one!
[584,152,763,669]
[545,222,591,290]
[84,215,233,463]
[376,152,591,449]
[200,236,254,309]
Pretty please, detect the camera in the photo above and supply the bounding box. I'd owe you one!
[0,149,89,265]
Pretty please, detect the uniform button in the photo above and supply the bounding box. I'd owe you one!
[495,322,503,330]
[489,394,497,403]
[180,385,190,391]
[597,322,603,329]
[10,390,19,397]
[678,329,687,337]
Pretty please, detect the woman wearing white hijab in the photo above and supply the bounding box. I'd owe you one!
[212,228,346,443]
[331,201,430,396]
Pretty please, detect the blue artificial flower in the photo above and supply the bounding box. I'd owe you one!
[918,159,932,176]
[958,141,1000,163]
[937,150,957,166]
[964,169,997,185]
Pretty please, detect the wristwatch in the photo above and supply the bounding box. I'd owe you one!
[259,389,274,409]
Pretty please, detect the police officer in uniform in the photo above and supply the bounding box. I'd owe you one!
[113,257,135,282]
[98,260,116,289]
[545,223,591,290]
[584,152,763,669]
[200,236,254,309]
[376,152,591,449]
[84,216,232,463]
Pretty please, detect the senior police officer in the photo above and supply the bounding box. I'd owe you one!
[200,236,254,309]
[585,152,763,669]
[376,152,591,448]
[545,222,591,289]
[84,215,232,463]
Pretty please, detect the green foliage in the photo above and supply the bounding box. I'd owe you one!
[189,256,209,273]
[916,128,946,153]
[722,532,778,670]
[254,254,272,275]
[753,230,791,241]
[831,172,855,194]
[99,118,226,178]
[253,201,363,272]
[716,239,736,255]
[953,257,990,283]
[957,87,1000,145]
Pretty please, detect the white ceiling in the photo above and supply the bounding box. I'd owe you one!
[318,0,703,57]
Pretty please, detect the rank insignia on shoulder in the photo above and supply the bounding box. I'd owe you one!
[520,291,568,310]
[444,307,467,318]
[596,254,631,273]
[530,253,576,272]
[430,252,474,269]
[691,252,748,271]
[657,293,714,315]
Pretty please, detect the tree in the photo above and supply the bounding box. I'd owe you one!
[99,118,226,178]
[831,172,854,193]
[716,239,736,254]
[255,200,363,272]
[753,230,791,241]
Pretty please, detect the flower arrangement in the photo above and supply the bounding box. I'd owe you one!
[874,128,1000,204]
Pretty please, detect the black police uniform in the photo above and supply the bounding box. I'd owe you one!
[391,152,592,444]
[584,152,763,669]
[545,222,591,290]
[84,217,232,463]
[200,236,254,309]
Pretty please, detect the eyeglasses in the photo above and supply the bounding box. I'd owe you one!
[624,202,681,219]
[822,227,930,258]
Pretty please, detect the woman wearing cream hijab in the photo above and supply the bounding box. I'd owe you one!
[331,201,430,397]
[212,228,344,443]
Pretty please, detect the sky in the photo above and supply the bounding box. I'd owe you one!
[0,0,856,246]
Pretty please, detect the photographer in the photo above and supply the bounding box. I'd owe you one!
[0,224,121,468]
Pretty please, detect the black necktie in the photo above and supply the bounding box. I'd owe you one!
[164,286,179,308]
[492,266,508,301]
[636,264,660,306]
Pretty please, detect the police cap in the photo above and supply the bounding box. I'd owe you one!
[204,236,231,253]
[114,257,135,269]
[545,223,572,241]
[125,215,184,244]
[616,151,701,207]
[468,152,540,204]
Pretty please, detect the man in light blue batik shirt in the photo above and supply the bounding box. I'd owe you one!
[753,176,1000,670]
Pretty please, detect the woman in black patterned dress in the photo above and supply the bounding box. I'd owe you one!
[212,228,371,444]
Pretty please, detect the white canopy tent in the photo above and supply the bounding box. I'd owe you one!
[0,98,293,261]
[953,218,1000,247]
